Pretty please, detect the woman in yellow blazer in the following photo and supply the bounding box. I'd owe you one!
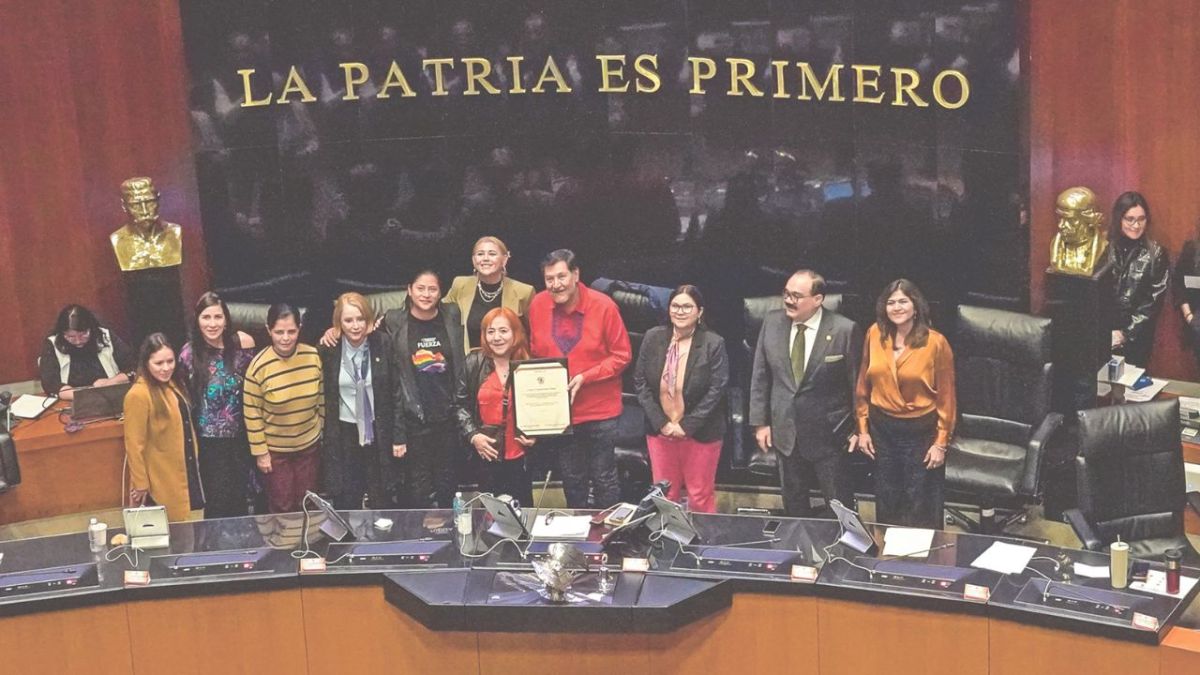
[443,236,535,353]
[123,333,205,521]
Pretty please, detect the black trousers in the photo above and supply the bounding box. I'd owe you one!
[405,420,460,509]
[199,436,251,519]
[475,454,534,509]
[870,409,944,529]
[777,449,852,518]
[332,421,378,510]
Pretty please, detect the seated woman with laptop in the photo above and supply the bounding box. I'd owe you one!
[39,304,136,401]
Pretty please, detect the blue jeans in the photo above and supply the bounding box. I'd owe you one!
[555,418,621,509]
[870,409,944,529]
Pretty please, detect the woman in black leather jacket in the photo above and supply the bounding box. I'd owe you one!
[1108,191,1170,367]
[454,307,535,507]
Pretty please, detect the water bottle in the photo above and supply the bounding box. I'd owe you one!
[88,517,107,552]
[453,492,473,534]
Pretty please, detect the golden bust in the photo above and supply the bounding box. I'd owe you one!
[110,177,183,272]
[1050,186,1107,276]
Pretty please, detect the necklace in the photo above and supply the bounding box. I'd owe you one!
[477,278,502,303]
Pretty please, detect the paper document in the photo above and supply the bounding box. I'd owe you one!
[1123,378,1168,402]
[530,515,593,540]
[881,527,936,558]
[1129,570,1198,598]
[10,394,54,419]
[1072,562,1110,579]
[969,541,1037,575]
[1185,275,1200,290]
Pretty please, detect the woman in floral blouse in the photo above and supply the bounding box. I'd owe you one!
[179,292,256,518]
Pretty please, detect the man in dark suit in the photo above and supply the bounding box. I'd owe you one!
[749,270,862,517]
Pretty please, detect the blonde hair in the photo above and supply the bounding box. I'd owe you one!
[473,236,510,258]
[332,292,375,330]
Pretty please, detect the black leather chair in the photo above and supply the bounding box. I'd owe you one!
[944,305,1063,532]
[590,280,673,501]
[1064,399,1200,564]
[0,433,20,493]
[740,294,842,479]
[227,302,310,348]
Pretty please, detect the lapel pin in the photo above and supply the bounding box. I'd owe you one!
[825,334,831,341]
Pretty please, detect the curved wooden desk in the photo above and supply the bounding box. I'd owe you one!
[0,406,124,524]
[0,511,1196,674]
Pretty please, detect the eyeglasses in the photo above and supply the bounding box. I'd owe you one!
[1122,216,1147,226]
[782,291,816,303]
[669,303,697,314]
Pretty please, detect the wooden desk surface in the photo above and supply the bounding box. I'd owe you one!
[0,406,125,523]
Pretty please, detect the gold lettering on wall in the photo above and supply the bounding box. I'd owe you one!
[532,55,572,93]
[233,54,971,110]
[462,58,501,95]
[341,62,370,101]
[727,58,764,97]
[851,65,885,104]
[688,57,717,95]
[633,54,660,93]
[596,55,629,93]
[933,69,970,109]
[277,66,316,104]
[238,68,273,107]
[797,63,845,102]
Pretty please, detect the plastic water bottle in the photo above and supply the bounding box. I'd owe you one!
[453,492,472,534]
[88,517,107,552]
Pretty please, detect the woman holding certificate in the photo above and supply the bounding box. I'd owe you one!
[454,307,536,506]
[633,285,729,513]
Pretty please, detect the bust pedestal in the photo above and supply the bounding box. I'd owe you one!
[124,266,186,349]
[1045,260,1115,415]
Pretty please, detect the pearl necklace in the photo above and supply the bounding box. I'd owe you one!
[477,278,502,303]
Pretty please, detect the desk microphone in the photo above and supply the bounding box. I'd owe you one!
[520,470,553,559]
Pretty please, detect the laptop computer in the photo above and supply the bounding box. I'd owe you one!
[479,493,531,540]
[71,381,133,422]
[123,505,170,550]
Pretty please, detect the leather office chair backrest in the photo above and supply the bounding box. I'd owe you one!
[594,280,673,394]
[1075,399,1186,543]
[954,305,1053,427]
[741,294,843,354]
[365,290,408,320]
[227,303,309,348]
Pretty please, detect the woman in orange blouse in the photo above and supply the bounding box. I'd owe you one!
[854,279,956,528]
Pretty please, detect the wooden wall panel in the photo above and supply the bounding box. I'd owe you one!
[817,598,989,675]
[990,617,1159,675]
[0,0,207,386]
[125,590,307,674]
[0,602,134,674]
[1030,0,1200,380]
[301,586,478,675]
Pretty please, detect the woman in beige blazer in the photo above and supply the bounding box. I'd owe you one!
[123,333,204,521]
[443,235,535,353]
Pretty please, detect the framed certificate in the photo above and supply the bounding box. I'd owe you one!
[511,358,573,437]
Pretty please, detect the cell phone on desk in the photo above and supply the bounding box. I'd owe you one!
[762,519,782,537]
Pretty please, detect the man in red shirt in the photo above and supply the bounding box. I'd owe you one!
[528,249,632,508]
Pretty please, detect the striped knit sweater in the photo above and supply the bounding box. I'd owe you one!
[243,344,324,456]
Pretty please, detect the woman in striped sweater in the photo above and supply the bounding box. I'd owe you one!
[243,303,324,513]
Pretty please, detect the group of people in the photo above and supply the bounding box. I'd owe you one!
[55,185,1185,529]
[41,230,964,530]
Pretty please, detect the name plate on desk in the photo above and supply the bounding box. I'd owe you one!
[512,359,572,437]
